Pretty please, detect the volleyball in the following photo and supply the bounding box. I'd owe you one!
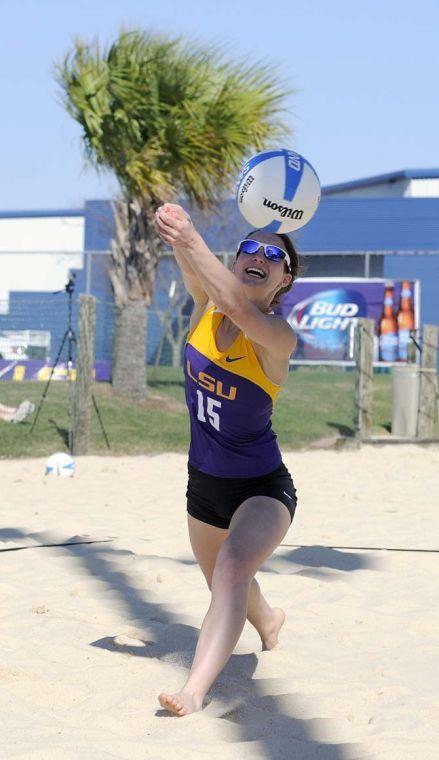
[236,148,321,233]
[45,452,75,478]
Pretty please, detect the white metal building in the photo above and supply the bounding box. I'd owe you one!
[0,210,84,314]
[323,168,439,199]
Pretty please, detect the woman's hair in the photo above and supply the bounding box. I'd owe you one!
[236,230,302,307]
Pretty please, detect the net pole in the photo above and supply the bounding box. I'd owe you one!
[417,324,438,438]
[354,318,374,441]
[72,295,96,454]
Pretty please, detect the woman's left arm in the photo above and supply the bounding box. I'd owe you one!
[155,204,297,358]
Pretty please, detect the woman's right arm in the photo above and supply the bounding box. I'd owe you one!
[173,245,209,308]
[160,207,210,330]
[173,245,211,331]
[159,204,208,306]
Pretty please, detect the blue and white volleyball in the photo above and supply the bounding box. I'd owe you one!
[45,452,75,478]
[236,149,321,233]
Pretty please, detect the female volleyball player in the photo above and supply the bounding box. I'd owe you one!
[154,203,299,716]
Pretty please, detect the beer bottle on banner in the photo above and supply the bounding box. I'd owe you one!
[379,283,398,362]
[397,280,415,361]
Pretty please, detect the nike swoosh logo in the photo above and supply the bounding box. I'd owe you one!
[225,355,246,363]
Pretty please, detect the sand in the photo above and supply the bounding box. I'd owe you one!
[1,445,439,760]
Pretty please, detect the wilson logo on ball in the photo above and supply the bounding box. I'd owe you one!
[287,152,301,171]
[236,148,321,233]
[262,198,304,220]
[239,174,255,203]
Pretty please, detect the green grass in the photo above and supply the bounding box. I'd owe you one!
[0,366,400,458]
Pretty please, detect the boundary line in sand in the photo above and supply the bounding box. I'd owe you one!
[281,543,439,554]
[2,539,438,555]
[0,539,114,553]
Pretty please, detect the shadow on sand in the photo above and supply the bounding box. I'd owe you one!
[1,527,365,759]
[260,544,384,581]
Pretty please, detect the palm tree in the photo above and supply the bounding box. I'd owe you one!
[56,31,292,399]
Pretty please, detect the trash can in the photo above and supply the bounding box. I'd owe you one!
[392,364,420,437]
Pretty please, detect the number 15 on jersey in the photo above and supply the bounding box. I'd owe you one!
[196,390,222,431]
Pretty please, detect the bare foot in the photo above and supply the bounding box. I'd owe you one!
[158,689,203,716]
[261,607,286,651]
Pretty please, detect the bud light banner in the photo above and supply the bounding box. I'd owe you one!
[279,278,420,364]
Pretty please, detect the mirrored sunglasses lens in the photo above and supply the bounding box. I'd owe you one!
[240,240,260,254]
[265,246,285,261]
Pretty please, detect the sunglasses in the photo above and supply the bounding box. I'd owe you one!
[237,239,291,271]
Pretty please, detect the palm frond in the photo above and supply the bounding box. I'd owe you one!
[55,30,295,206]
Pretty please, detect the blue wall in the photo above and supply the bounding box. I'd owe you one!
[1,197,437,368]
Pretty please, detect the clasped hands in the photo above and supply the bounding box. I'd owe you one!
[154,203,195,248]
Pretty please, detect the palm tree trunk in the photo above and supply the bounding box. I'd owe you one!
[108,198,161,400]
[171,320,187,367]
[112,300,148,399]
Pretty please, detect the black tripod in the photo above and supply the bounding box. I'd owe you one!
[30,274,110,452]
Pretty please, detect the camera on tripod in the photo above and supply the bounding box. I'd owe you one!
[65,273,76,294]
[54,272,76,297]
[30,269,109,452]
[30,271,77,447]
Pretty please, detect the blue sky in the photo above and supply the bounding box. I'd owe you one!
[1,0,438,210]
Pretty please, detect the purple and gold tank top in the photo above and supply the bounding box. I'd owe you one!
[184,305,282,478]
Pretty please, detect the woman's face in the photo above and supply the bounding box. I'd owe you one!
[233,232,292,303]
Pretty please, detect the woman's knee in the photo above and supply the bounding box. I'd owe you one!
[212,541,255,588]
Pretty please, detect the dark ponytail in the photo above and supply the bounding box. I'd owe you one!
[270,232,301,306]
[275,234,300,281]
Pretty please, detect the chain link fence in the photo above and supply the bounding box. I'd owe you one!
[0,250,199,380]
[0,249,438,381]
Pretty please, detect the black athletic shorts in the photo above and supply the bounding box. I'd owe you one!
[186,461,297,530]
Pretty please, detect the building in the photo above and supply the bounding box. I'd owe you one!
[0,209,84,315]
[0,169,438,369]
[323,168,439,199]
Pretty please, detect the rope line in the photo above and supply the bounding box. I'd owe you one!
[0,539,114,553]
[2,539,438,556]
[281,543,439,554]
